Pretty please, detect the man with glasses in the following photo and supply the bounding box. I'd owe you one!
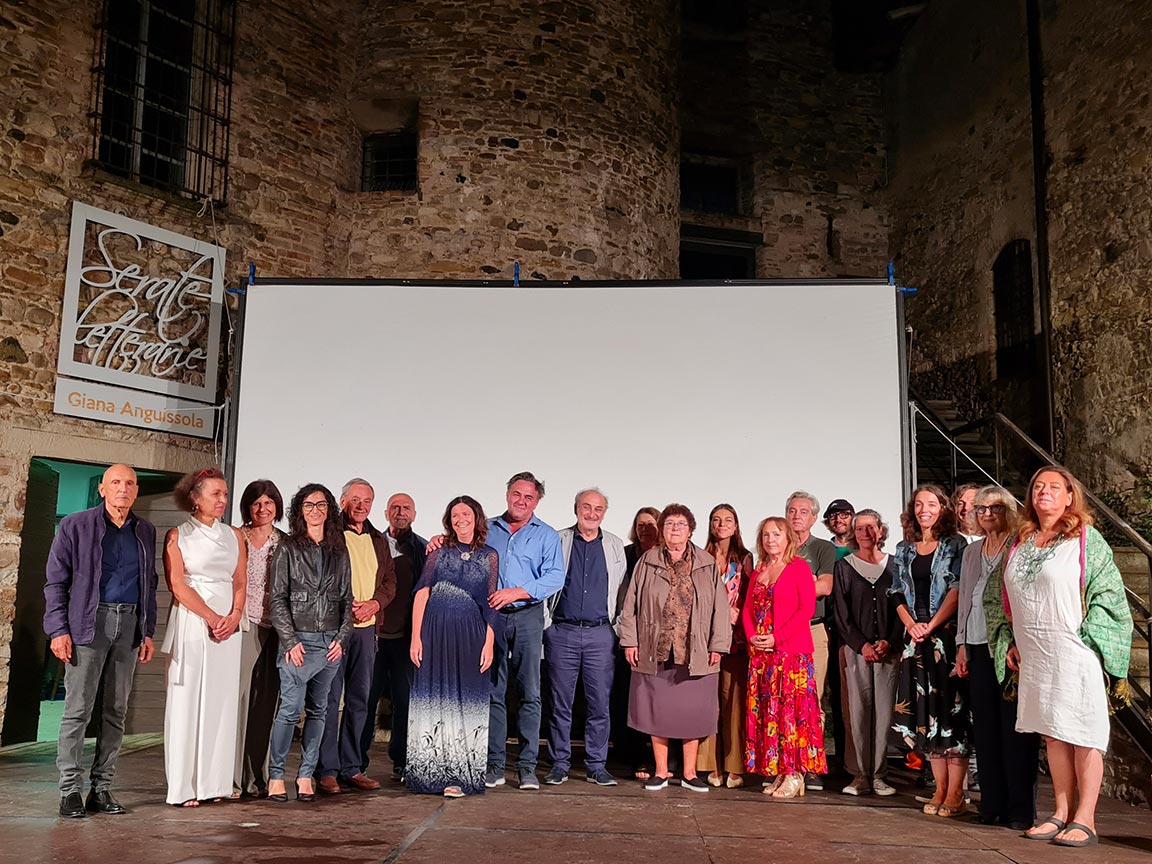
[823,499,856,561]
[544,488,627,788]
[317,478,396,794]
[786,491,838,792]
[822,498,856,778]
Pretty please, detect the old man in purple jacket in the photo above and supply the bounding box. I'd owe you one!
[43,463,158,818]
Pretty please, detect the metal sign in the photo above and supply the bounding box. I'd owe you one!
[56,202,226,404]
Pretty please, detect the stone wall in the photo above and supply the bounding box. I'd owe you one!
[890,0,1152,526]
[680,0,889,278]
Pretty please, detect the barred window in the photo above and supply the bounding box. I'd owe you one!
[92,0,237,204]
[361,132,419,193]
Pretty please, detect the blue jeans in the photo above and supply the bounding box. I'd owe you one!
[545,622,615,772]
[269,631,340,780]
[488,604,544,772]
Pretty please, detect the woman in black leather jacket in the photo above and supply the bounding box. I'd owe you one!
[266,484,353,802]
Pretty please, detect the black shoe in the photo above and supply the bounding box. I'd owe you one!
[86,789,127,815]
[1006,819,1032,832]
[60,792,87,819]
[967,813,1001,826]
[680,775,709,793]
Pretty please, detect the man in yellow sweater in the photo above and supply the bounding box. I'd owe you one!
[317,478,397,793]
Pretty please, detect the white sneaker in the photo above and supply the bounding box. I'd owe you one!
[872,778,896,796]
[841,778,872,796]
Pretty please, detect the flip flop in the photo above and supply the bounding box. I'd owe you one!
[1024,816,1066,840]
[1052,822,1099,847]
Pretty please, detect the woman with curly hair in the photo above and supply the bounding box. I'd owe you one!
[162,468,247,806]
[266,484,353,803]
[889,484,969,818]
[406,496,498,797]
[1000,467,1133,847]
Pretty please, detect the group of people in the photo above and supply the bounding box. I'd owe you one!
[43,464,1134,848]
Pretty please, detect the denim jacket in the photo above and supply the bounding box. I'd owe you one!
[889,535,967,617]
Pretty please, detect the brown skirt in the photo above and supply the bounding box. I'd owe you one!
[628,662,720,740]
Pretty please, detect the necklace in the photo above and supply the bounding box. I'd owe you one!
[461,550,472,561]
[1013,533,1064,587]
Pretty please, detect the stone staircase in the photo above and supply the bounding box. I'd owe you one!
[913,394,1151,695]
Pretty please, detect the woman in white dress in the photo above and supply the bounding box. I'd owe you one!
[1001,467,1133,847]
[162,468,247,806]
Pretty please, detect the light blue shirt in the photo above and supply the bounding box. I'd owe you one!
[487,513,565,607]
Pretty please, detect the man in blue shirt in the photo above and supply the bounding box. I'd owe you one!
[543,488,627,787]
[482,471,564,789]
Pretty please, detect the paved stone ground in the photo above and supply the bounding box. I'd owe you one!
[1,740,1150,864]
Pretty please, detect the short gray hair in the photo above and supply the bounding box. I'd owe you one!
[507,471,545,498]
[341,478,374,498]
[573,487,609,511]
[786,490,820,514]
[848,508,890,550]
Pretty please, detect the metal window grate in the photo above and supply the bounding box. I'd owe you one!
[361,132,418,193]
[91,0,237,204]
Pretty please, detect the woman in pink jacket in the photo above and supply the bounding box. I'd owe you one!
[744,517,827,799]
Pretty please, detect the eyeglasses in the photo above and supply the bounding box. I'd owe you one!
[828,511,853,520]
[302,501,329,512]
[973,504,1006,515]
[664,520,691,530]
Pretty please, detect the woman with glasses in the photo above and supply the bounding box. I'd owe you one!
[619,504,730,792]
[698,504,754,788]
[163,468,247,806]
[745,517,827,799]
[266,484,353,803]
[954,487,1038,831]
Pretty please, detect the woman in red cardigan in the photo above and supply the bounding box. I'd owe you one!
[744,517,827,799]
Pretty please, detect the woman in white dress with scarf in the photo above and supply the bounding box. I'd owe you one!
[162,468,248,806]
[1000,467,1133,848]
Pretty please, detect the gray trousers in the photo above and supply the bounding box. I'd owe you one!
[843,645,899,780]
[234,623,280,793]
[56,604,139,795]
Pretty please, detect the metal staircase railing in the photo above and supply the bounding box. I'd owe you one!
[909,398,1152,761]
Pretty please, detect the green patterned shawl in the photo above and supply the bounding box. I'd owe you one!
[992,526,1134,708]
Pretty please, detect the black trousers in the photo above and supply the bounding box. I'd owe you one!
[968,642,1040,824]
[362,636,413,774]
[827,624,847,768]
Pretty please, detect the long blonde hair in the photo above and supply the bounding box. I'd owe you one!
[755,516,800,567]
[1017,466,1093,541]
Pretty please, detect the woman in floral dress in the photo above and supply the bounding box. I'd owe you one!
[744,517,826,799]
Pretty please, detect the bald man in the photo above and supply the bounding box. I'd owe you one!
[44,464,158,818]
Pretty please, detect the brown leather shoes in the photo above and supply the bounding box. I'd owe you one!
[343,773,381,791]
[317,776,344,795]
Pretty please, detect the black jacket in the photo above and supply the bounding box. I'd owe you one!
[269,539,354,651]
[832,554,903,654]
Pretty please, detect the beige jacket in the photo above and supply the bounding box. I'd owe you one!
[618,543,731,677]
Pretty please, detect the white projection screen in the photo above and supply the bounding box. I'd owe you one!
[232,280,907,545]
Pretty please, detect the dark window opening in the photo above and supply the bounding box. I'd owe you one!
[992,239,1038,379]
[93,0,236,204]
[361,132,418,193]
[683,0,747,33]
[681,162,742,215]
[680,242,755,280]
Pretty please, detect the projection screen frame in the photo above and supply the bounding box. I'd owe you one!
[224,277,913,533]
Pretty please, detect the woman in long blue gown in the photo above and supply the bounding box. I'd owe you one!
[406,496,498,797]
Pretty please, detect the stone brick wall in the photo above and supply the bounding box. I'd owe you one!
[343,0,680,281]
[890,0,1152,526]
[680,0,889,278]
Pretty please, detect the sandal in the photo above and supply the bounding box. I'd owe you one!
[922,798,945,816]
[1053,822,1099,847]
[937,801,968,818]
[633,767,652,781]
[1025,816,1066,841]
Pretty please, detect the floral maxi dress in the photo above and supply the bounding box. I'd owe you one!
[744,579,827,776]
